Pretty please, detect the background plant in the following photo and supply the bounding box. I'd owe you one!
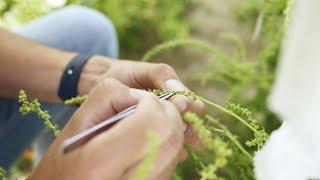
[0,0,292,179]
[18,90,60,136]
[0,0,192,55]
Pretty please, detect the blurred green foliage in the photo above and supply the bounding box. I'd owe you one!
[142,0,290,179]
[91,0,192,52]
[0,0,192,54]
[1,0,292,179]
[181,0,290,138]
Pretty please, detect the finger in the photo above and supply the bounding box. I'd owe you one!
[184,99,206,149]
[127,61,188,91]
[170,95,205,117]
[108,60,193,114]
[143,130,184,180]
[170,95,205,149]
[160,100,186,133]
[121,100,185,179]
[83,95,184,179]
[158,100,188,163]
[169,95,189,113]
[154,153,182,180]
[62,78,148,136]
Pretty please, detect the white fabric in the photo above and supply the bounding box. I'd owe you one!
[254,0,320,179]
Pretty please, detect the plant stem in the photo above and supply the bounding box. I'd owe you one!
[206,115,252,160]
[194,95,257,133]
[142,39,226,62]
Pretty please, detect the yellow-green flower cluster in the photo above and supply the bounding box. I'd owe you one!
[226,102,268,149]
[148,89,167,96]
[226,102,258,129]
[150,88,269,152]
[184,112,232,179]
[64,95,88,106]
[205,115,252,160]
[148,89,197,100]
[246,130,269,149]
[18,90,60,137]
[199,164,217,180]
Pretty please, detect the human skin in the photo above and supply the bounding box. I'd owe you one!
[0,28,187,102]
[27,78,187,180]
[0,28,204,113]
[0,27,204,148]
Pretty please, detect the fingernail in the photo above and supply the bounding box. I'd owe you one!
[129,88,149,99]
[165,79,187,91]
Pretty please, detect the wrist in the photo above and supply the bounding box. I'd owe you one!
[44,51,76,102]
[78,55,112,95]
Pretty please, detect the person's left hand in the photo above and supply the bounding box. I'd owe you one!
[78,56,205,149]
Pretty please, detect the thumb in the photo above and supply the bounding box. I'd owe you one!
[130,62,188,91]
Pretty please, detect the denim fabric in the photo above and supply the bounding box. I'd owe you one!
[0,5,118,169]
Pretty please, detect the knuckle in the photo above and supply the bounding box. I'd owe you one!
[166,130,184,151]
[143,95,162,110]
[154,63,176,76]
[187,99,205,116]
[138,111,164,130]
[149,110,165,124]
[166,99,182,114]
[101,77,120,86]
[136,97,163,121]
[97,77,122,91]
[161,100,184,126]
[152,113,172,129]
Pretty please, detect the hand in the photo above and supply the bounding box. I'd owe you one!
[79,56,205,148]
[78,56,187,94]
[27,78,187,180]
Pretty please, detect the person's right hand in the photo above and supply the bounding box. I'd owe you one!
[27,78,187,180]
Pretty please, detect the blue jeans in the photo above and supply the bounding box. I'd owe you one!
[0,5,118,169]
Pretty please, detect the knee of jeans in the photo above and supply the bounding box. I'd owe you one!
[58,5,119,58]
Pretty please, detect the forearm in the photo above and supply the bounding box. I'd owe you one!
[0,28,76,102]
[0,28,109,102]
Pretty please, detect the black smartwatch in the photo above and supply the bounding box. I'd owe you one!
[58,53,93,101]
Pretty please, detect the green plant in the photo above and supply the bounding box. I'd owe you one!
[18,90,60,136]
[17,87,267,179]
[6,0,294,178]
[64,95,88,106]
[10,0,50,23]
[0,0,192,54]
[134,1,292,177]
[0,0,15,17]
[91,0,192,52]
[0,167,8,180]
[184,112,232,180]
